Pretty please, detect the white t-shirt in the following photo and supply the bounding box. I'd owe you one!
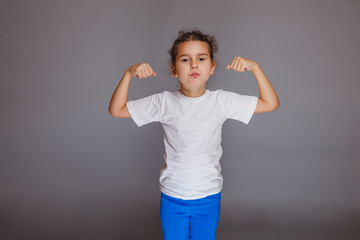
[126,89,258,200]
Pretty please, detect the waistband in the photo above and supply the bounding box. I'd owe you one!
[161,191,221,204]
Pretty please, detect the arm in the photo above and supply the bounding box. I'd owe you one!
[251,63,280,113]
[108,63,156,118]
[227,57,280,113]
[108,71,132,118]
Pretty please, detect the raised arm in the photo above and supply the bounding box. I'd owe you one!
[251,63,280,113]
[227,57,280,113]
[108,63,156,118]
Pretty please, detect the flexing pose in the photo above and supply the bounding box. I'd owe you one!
[108,29,279,240]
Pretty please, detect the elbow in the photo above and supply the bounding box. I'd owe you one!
[108,104,131,118]
[271,101,280,111]
[109,111,122,118]
[108,107,114,116]
[266,100,280,112]
[108,110,116,117]
[108,108,119,117]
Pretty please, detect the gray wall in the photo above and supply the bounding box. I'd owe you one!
[1,0,359,239]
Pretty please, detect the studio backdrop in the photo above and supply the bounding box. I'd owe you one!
[1,0,359,239]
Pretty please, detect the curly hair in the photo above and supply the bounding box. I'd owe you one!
[168,28,219,67]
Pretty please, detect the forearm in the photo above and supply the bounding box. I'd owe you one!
[108,71,132,115]
[252,64,280,109]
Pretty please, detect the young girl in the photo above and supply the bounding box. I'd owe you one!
[108,29,279,240]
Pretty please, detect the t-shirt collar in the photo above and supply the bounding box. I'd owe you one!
[177,89,210,101]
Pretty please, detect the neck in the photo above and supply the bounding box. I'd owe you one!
[179,86,206,98]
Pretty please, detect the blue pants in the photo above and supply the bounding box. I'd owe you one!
[160,192,221,240]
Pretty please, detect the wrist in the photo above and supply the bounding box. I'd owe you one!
[124,68,134,79]
[251,63,261,73]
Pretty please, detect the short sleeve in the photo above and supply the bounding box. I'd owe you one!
[126,92,163,127]
[218,90,258,124]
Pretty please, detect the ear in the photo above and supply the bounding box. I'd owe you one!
[171,64,178,77]
[210,61,216,75]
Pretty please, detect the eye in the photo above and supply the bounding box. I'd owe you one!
[199,57,206,61]
[181,58,189,62]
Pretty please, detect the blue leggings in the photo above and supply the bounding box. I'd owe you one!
[160,192,221,240]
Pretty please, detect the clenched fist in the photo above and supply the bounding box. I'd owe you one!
[126,62,157,79]
[226,57,258,72]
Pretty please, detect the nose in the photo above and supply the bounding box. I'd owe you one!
[191,61,198,69]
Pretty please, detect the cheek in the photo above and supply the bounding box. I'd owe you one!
[176,66,186,74]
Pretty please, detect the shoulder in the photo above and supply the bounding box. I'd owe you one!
[214,89,254,99]
[162,90,176,96]
[144,91,167,99]
[211,89,236,99]
[205,89,225,97]
[209,89,235,95]
[127,91,166,107]
[214,89,258,108]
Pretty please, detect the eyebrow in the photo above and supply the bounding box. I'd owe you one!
[178,53,209,58]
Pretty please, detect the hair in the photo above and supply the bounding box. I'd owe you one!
[168,28,219,69]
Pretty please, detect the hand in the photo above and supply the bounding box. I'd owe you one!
[226,57,258,72]
[126,62,157,79]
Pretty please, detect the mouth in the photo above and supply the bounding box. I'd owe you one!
[190,73,200,77]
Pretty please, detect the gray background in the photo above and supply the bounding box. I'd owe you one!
[1,0,360,239]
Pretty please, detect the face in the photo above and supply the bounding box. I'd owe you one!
[171,40,216,88]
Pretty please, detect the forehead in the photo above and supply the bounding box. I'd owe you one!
[177,40,210,56]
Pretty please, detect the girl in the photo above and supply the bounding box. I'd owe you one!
[108,29,279,240]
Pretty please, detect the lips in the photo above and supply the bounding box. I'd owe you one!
[190,73,200,77]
